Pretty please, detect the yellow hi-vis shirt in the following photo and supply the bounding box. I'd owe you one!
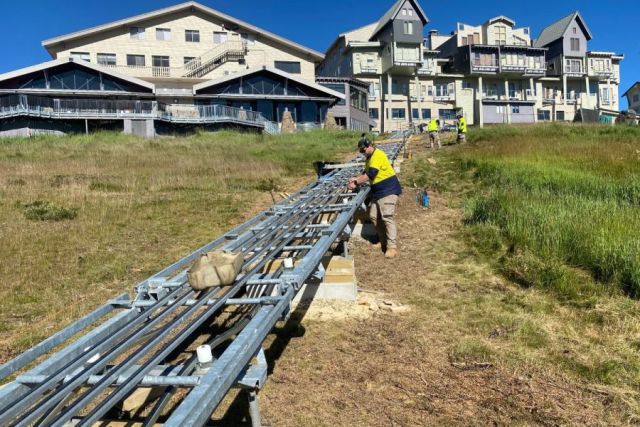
[458,117,467,133]
[427,119,438,132]
[365,148,402,200]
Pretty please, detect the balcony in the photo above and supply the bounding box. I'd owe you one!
[588,68,615,80]
[0,94,280,133]
[417,67,435,75]
[483,90,504,100]
[471,60,499,73]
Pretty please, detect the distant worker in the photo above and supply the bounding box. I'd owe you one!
[427,118,440,149]
[457,114,467,143]
[348,134,402,258]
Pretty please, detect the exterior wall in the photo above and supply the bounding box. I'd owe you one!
[626,85,640,112]
[562,20,588,57]
[50,9,318,82]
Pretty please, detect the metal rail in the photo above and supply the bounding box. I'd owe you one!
[0,141,405,426]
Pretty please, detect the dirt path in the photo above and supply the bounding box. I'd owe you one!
[241,139,629,426]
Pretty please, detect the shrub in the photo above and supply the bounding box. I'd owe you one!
[20,200,78,221]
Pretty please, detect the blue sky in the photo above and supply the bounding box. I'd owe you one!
[1,0,637,106]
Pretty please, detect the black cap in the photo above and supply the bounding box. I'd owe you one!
[358,135,371,150]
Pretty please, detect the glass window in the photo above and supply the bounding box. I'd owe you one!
[97,53,116,66]
[127,54,145,67]
[408,9,413,16]
[412,108,420,119]
[156,28,171,41]
[185,30,200,43]
[350,88,367,111]
[70,52,90,62]
[152,55,170,67]
[213,31,228,44]
[495,25,507,45]
[570,38,580,51]
[633,94,639,103]
[274,61,301,74]
[391,108,405,119]
[184,57,196,65]
[537,109,550,121]
[369,108,379,119]
[422,109,431,119]
[512,105,520,114]
[439,109,456,119]
[402,9,407,15]
[130,27,145,40]
[556,111,565,121]
[403,21,414,35]
[241,33,256,45]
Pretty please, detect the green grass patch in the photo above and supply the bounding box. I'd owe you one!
[19,200,78,221]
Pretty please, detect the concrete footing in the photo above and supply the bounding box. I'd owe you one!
[124,119,155,138]
[293,255,357,303]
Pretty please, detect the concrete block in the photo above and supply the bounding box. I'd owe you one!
[293,255,357,303]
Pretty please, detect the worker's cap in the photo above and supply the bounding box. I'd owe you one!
[357,133,371,150]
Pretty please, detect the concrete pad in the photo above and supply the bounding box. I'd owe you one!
[293,255,357,303]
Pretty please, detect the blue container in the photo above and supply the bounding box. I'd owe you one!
[417,190,429,208]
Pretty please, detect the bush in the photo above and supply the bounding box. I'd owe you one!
[20,200,78,221]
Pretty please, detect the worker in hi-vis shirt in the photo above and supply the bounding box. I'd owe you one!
[457,114,467,143]
[348,134,402,259]
[427,118,441,149]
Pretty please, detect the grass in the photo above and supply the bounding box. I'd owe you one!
[0,129,358,356]
[410,124,640,301]
[402,125,640,418]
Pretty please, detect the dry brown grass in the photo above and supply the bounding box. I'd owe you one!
[0,130,356,359]
[253,136,639,426]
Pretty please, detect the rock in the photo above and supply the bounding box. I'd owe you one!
[281,110,296,134]
[369,302,379,312]
[427,158,437,165]
[324,111,339,130]
[389,305,411,313]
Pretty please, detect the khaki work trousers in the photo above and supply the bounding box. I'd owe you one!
[368,194,399,248]
[429,131,441,148]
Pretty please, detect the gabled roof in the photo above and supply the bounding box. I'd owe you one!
[622,82,640,98]
[42,1,324,61]
[0,57,155,91]
[370,0,429,41]
[193,66,345,99]
[534,11,593,48]
[486,16,516,27]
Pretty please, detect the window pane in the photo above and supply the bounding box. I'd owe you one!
[152,56,170,67]
[70,52,90,62]
[274,61,301,74]
[213,31,228,44]
[185,30,200,42]
[156,28,171,41]
[97,53,116,66]
[130,27,145,40]
[127,55,145,66]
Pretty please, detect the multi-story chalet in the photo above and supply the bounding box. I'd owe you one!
[318,1,624,131]
[0,1,344,137]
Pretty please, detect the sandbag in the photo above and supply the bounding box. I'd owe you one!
[188,251,243,290]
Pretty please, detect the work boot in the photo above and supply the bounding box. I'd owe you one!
[385,247,398,259]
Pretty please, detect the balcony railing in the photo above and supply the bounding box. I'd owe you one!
[0,94,280,134]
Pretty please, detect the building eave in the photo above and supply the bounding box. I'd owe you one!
[193,66,345,99]
[42,1,324,62]
[0,57,156,92]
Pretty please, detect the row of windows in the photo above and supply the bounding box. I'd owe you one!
[369,108,456,120]
[538,110,566,121]
[70,52,301,74]
[129,26,256,44]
